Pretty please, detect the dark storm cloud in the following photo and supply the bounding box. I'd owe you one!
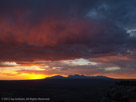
[0,0,136,62]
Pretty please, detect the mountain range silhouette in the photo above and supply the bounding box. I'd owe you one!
[46,74,113,79]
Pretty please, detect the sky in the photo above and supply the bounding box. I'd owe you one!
[0,0,136,80]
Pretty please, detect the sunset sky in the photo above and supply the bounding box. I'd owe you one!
[0,0,136,80]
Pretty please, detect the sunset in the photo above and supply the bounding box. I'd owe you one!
[0,0,136,80]
[0,0,136,102]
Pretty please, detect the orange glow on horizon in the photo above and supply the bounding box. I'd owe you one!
[0,64,136,80]
[0,73,48,80]
[1,72,136,80]
[27,73,47,80]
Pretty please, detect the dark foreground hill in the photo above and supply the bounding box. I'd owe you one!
[101,80,136,102]
[0,78,116,102]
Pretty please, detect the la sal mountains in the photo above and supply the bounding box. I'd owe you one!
[45,74,113,79]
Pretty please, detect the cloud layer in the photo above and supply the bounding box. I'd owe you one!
[0,0,136,61]
[0,0,136,79]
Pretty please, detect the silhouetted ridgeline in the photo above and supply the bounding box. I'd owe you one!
[46,74,113,80]
[1,76,136,102]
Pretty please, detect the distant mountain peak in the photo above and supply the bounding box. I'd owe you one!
[46,74,113,79]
